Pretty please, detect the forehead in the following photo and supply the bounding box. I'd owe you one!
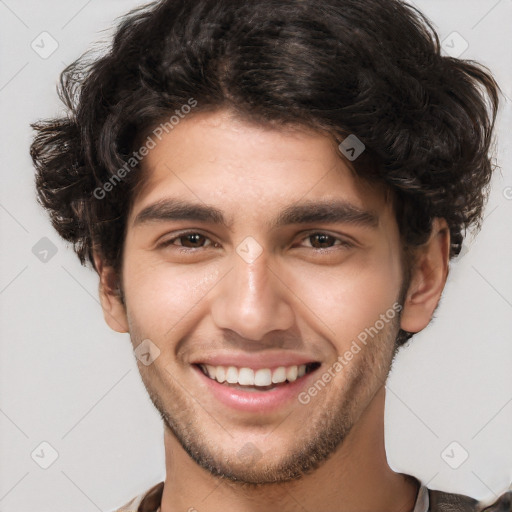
[128,110,388,227]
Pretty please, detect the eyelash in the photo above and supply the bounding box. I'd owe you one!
[157,231,354,252]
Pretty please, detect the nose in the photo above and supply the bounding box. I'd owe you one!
[210,248,295,342]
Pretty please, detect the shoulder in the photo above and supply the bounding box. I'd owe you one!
[428,489,512,512]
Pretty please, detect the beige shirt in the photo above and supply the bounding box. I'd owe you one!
[112,478,511,511]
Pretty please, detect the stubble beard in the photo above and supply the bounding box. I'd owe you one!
[135,313,401,487]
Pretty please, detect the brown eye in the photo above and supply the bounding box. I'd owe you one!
[308,233,337,249]
[159,232,214,250]
[179,233,207,248]
[298,232,354,251]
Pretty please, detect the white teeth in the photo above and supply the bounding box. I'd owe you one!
[226,366,238,384]
[254,368,272,386]
[271,366,287,384]
[238,367,255,385]
[286,365,298,382]
[216,366,226,383]
[199,363,314,387]
[205,364,216,379]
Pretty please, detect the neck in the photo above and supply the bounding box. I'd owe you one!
[160,386,419,512]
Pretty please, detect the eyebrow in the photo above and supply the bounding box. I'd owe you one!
[132,198,379,230]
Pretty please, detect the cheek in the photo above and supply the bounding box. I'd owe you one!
[122,255,223,340]
[286,247,402,346]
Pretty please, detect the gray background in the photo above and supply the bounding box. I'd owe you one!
[0,0,511,510]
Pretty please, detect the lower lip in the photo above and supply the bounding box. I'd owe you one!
[193,365,320,413]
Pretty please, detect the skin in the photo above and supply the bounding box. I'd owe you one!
[95,109,450,512]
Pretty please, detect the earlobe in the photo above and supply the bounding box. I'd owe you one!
[93,252,129,333]
[400,218,450,334]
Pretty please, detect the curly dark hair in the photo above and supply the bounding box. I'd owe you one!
[30,0,499,345]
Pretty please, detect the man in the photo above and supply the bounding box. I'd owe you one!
[30,0,510,510]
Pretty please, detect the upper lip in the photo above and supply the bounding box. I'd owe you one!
[190,351,320,370]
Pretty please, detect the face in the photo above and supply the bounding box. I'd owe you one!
[104,110,415,484]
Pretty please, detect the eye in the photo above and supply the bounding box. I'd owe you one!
[157,231,353,252]
[299,232,353,250]
[158,232,218,250]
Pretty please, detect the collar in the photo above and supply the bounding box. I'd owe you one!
[133,480,429,512]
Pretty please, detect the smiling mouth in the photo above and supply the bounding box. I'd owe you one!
[195,362,321,392]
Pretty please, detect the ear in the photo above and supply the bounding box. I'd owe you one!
[400,218,450,334]
[93,252,129,333]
